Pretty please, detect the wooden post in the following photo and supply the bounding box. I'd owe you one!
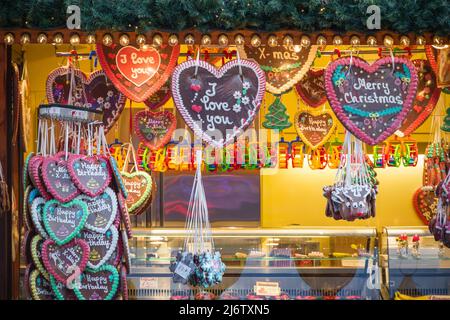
[0,43,13,300]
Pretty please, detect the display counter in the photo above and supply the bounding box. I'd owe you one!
[381,226,450,299]
[127,227,380,300]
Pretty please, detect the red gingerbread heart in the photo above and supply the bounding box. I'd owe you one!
[97,44,179,102]
[134,110,176,150]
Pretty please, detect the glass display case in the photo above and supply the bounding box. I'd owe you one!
[381,226,450,299]
[127,227,380,300]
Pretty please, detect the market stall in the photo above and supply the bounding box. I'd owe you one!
[0,1,449,300]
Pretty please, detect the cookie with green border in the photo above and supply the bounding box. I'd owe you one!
[73,264,119,300]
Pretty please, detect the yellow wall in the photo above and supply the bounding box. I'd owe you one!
[20,44,449,231]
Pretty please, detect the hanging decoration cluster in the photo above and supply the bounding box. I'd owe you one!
[323,132,378,221]
[169,151,226,288]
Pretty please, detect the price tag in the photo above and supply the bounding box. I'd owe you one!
[139,277,158,289]
[174,262,192,280]
[254,281,281,296]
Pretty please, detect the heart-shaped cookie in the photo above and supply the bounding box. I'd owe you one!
[23,152,34,190]
[171,59,266,148]
[325,56,418,145]
[31,234,49,280]
[43,199,89,245]
[295,69,327,108]
[41,238,90,284]
[120,265,128,300]
[46,68,127,133]
[48,276,78,300]
[80,226,119,269]
[22,230,35,264]
[425,45,450,90]
[42,152,80,203]
[395,59,441,137]
[28,155,52,200]
[108,234,123,267]
[109,156,128,198]
[238,45,317,94]
[144,78,172,109]
[295,110,337,150]
[68,154,112,197]
[413,187,438,225]
[97,43,179,102]
[73,265,119,300]
[135,110,176,150]
[31,197,48,238]
[23,185,34,231]
[117,192,132,239]
[78,187,118,234]
[120,171,153,214]
[29,269,56,300]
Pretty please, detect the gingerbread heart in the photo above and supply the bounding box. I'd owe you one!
[78,187,118,234]
[413,187,438,225]
[144,78,172,109]
[43,199,89,245]
[120,171,153,214]
[97,43,179,102]
[68,154,112,197]
[46,68,127,133]
[28,155,52,200]
[30,197,48,238]
[171,59,266,148]
[295,69,327,108]
[109,156,128,198]
[41,238,90,284]
[295,110,337,150]
[29,269,56,300]
[396,59,441,137]
[238,44,317,95]
[48,276,78,300]
[79,226,119,269]
[134,110,176,150]
[117,192,132,239]
[425,45,450,90]
[73,265,119,300]
[23,185,35,231]
[42,152,80,203]
[31,234,50,280]
[325,56,418,145]
[23,152,34,190]
[120,265,128,300]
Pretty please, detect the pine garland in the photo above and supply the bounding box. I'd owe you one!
[0,0,448,34]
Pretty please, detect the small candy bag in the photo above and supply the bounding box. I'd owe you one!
[323,131,377,221]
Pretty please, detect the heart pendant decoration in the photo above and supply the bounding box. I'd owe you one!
[295,69,328,108]
[31,235,50,280]
[134,110,176,150]
[79,226,119,269]
[108,235,123,267]
[144,79,172,109]
[117,192,132,239]
[68,155,112,197]
[46,68,127,133]
[97,43,179,102]
[325,56,418,145]
[109,156,128,198]
[29,269,57,300]
[425,45,450,90]
[28,155,52,200]
[73,265,119,300]
[79,187,118,234]
[41,238,90,284]
[120,171,153,214]
[43,199,89,245]
[42,152,80,203]
[295,110,337,150]
[120,265,128,300]
[23,152,34,190]
[23,185,35,231]
[171,59,266,148]
[413,187,438,225]
[395,59,441,137]
[238,45,317,94]
[31,197,48,238]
